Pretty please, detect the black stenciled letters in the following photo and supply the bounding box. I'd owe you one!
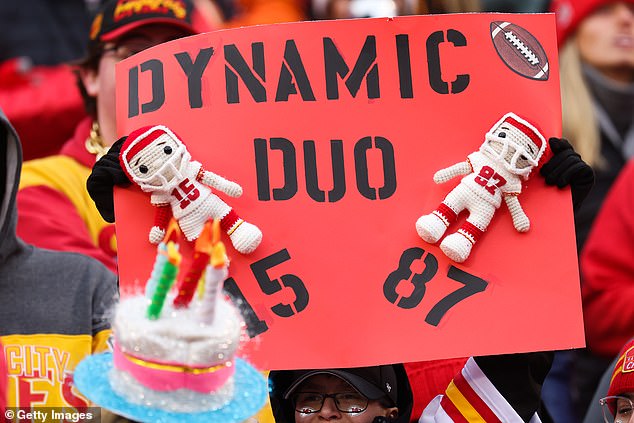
[251,249,310,318]
[395,34,413,99]
[128,66,139,118]
[383,247,438,308]
[426,29,470,94]
[175,47,214,109]
[324,36,380,100]
[303,140,346,202]
[127,59,165,117]
[383,248,488,326]
[254,137,298,201]
[255,136,397,202]
[354,136,397,200]
[425,265,487,326]
[223,277,269,337]
[224,248,310,338]
[224,42,266,104]
[276,40,316,102]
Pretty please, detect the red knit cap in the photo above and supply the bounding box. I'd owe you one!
[608,338,634,397]
[120,125,164,181]
[549,0,634,45]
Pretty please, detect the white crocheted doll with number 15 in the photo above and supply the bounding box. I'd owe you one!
[416,112,547,263]
[120,125,262,254]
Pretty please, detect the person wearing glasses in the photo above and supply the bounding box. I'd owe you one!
[269,364,412,423]
[15,0,199,274]
[268,352,557,423]
[597,338,634,423]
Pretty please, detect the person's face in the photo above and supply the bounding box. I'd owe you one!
[79,25,191,146]
[576,2,634,83]
[292,374,398,423]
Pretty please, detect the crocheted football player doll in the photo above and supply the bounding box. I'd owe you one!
[120,125,262,254]
[416,112,547,263]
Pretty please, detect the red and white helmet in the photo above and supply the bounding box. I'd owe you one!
[480,112,547,178]
[120,125,191,192]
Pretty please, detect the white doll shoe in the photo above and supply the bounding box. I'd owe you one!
[229,221,262,254]
[416,213,448,243]
[440,232,473,263]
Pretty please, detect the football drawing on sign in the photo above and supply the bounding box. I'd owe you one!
[415,113,547,263]
[120,125,262,254]
[490,21,549,81]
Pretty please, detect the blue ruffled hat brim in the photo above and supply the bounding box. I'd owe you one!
[74,352,267,423]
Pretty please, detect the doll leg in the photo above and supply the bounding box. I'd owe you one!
[440,201,495,262]
[416,189,463,243]
[220,209,263,254]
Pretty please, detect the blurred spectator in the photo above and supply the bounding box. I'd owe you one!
[222,0,307,27]
[0,340,5,418]
[582,160,634,378]
[16,0,200,273]
[585,337,634,423]
[0,107,117,410]
[479,0,549,12]
[310,0,479,19]
[543,0,634,421]
[0,1,94,160]
[581,157,634,421]
[0,0,305,162]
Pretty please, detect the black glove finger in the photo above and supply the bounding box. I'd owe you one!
[540,139,575,176]
[542,155,574,185]
[548,137,573,154]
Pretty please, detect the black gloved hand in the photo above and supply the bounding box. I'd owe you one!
[539,137,594,211]
[86,136,130,223]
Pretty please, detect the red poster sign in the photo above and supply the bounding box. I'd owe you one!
[114,13,584,369]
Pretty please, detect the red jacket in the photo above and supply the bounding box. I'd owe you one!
[17,118,117,273]
[582,159,634,357]
[0,60,86,160]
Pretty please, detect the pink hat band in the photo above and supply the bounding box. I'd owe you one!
[113,343,235,393]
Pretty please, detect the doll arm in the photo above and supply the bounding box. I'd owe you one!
[433,161,472,184]
[198,168,243,198]
[504,194,530,232]
[149,204,172,244]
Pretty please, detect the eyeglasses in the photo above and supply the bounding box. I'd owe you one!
[292,391,369,414]
[600,395,634,423]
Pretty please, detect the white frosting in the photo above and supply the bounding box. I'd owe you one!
[114,296,243,366]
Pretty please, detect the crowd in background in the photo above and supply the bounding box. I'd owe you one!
[0,0,632,422]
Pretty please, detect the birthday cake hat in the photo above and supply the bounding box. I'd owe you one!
[74,220,267,423]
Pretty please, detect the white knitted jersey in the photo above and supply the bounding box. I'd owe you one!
[461,151,522,208]
[150,161,209,218]
[149,161,232,241]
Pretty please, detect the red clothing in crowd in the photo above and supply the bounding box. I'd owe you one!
[582,159,634,357]
[16,118,117,273]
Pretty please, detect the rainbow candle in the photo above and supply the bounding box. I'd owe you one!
[172,221,214,308]
[198,220,227,324]
[147,241,182,320]
[146,220,181,299]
